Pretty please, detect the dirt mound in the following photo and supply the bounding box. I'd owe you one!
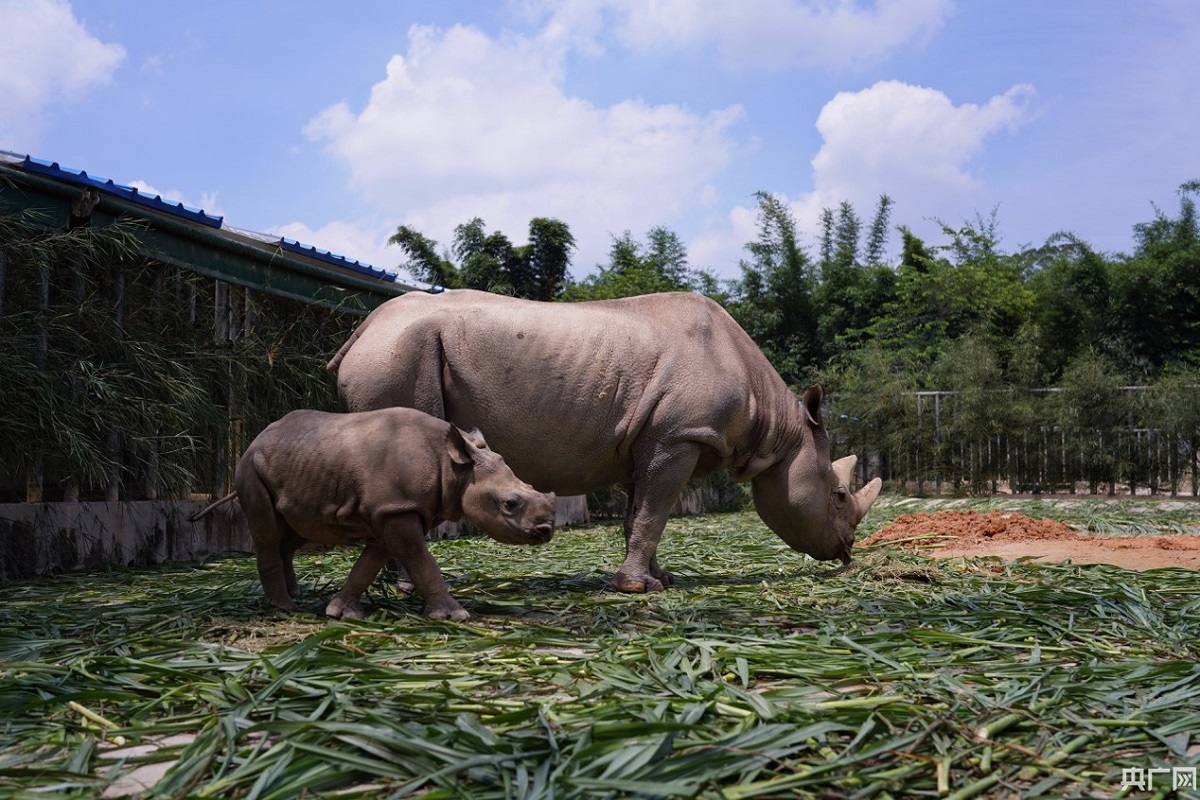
[862,510,1200,571]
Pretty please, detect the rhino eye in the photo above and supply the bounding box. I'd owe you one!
[836,488,849,503]
[502,498,523,514]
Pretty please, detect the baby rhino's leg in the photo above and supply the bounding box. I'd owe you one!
[241,476,297,611]
[279,529,306,599]
[326,544,390,620]
[379,514,469,621]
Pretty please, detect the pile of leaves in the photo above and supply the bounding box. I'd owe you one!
[2,499,1199,798]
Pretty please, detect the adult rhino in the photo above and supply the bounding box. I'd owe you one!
[328,289,882,593]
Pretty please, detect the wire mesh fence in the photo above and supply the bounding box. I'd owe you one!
[830,386,1200,497]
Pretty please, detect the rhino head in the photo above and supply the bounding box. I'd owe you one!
[750,386,882,565]
[451,427,557,546]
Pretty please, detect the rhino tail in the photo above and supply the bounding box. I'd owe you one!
[327,323,365,373]
[188,491,238,523]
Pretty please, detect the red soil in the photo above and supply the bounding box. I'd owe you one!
[861,510,1200,570]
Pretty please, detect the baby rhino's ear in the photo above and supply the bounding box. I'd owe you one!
[460,427,489,450]
[447,426,487,466]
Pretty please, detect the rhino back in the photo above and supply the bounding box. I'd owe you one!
[336,291,798,495]
[239,408,448,538]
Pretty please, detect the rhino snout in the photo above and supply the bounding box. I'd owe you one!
[500,519,554,546]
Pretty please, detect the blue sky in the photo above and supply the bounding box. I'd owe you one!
[2,0,1197,282]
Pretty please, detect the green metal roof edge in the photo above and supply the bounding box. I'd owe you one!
[0,160,414,315]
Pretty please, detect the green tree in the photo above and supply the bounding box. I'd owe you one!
[1111,180,1200,370]
[815,195,897,362]
[1052,351,1129,494]
[832,200,861,274]
[1148,365,1200,495]
[524,217,575,301]
[930,334,1020,492]
[820,341,926,490]
[864,194,894,268]
[1026,233,1117,380]
[388,226,458,289]
[566,226,699,301]
[453,217,517,293]
[868,213,1032,376]
[388,217,575,300]
[727,192,818,385]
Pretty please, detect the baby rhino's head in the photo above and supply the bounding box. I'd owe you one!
[450,427,556,546]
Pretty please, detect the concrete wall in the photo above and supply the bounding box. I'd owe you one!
[0,495,589,581]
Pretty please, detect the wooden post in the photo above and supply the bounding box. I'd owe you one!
[0,245,7,321]
[214,279,230,342]
[26,258,51,503]
[63,188,98,503]
[1185,434,1195,496]
[212,279,229,498]
[106,260,126,502]
[142,269,164,501]
[188,277,197,328]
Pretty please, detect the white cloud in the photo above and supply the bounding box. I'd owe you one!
[269,219,401,277]
[0,0,125,148]
[688,205,759,274]
[708,80,1035,269]
[305,23,742,274]
[531,0,955,72]
[127,181,223,219]
[811,80,1034,198]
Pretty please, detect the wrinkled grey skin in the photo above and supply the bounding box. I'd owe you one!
[193,407,556,621]
[329,289,882,593]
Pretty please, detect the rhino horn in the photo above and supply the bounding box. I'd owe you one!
[831,454,857,487]
[854,477,883,522]
[832,454,882,524]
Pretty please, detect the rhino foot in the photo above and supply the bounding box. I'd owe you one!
[650,566,674,588]
[269,596,298,612]
[325,596,366,620]
[425,600,470,622]
[611,570,666,594]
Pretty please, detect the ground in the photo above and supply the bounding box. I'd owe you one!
[4,500,1199,797]
[862,508,1200,570]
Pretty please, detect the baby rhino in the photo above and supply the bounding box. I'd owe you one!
[194,408,556,621]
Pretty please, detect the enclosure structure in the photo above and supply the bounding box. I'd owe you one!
[0,152,416,578]
[830,386,1200,498]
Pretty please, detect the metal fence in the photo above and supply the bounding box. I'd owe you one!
[830,387,1200,497]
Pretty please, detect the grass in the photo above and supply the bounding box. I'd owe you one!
[2,498,1199,798]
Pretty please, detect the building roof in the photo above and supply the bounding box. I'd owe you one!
[0,151,418,314]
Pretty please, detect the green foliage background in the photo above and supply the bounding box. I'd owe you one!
[4,177,1200,500]
[0,204,355,501]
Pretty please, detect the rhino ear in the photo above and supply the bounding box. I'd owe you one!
[460,427,489,450]
[447,426,483,466]
[801,384,824,429]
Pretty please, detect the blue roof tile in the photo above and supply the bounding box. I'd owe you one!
[3,150,398,285]
[20,155,224,228]
[280,238,399,281]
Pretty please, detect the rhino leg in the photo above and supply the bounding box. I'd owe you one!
[378,513,469,621]
[611,445,698,594]
[386,561,415,594]
[279,529,305,599]
[621,483,673,588]
[326,543,390,620]
[242,487,298,611]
